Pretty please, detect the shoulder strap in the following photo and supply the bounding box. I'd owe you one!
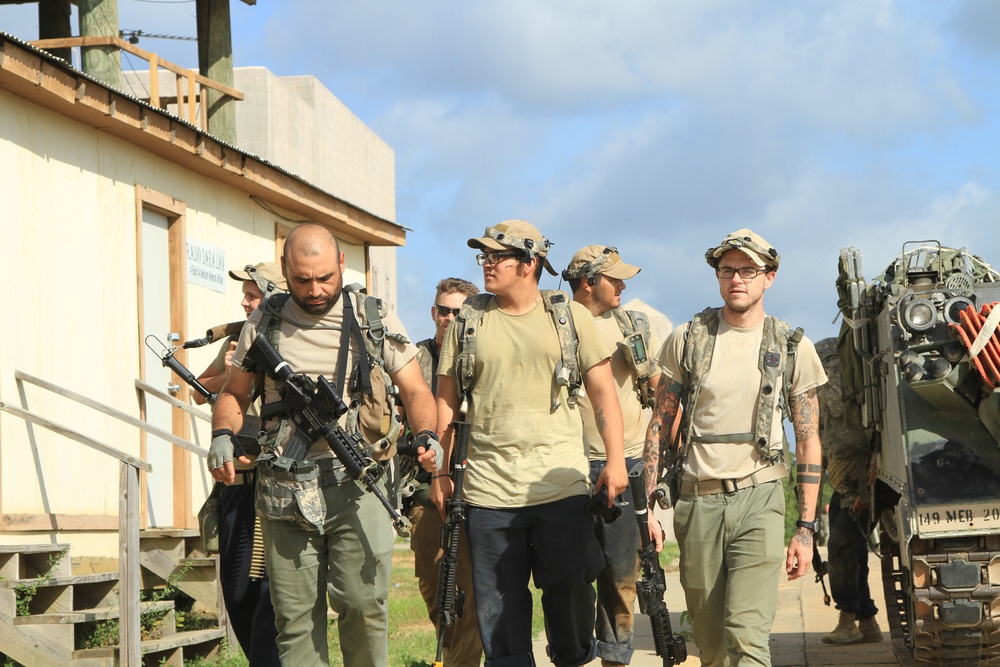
[611,307,658,407]
[541,289,584,410]
[337,287,373,397]
[454,293,493,414]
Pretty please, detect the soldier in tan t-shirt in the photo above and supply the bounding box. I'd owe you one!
[209,224,438,667]
[564,245,662,667]
[642,229,826,667]
[432,220,628,667]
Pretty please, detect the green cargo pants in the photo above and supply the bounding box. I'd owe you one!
[261,476,393,667]
[673,480,785,667]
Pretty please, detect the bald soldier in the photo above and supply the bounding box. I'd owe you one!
[209,224,439,667]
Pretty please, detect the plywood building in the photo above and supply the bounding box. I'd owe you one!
[0,31,404,561]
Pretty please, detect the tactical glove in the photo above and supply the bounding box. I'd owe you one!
[208,429,237,470]
[413,429,445,472]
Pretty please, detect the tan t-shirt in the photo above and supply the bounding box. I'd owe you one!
[659,316,826,481]
[438,297,611,508]
[578,311,661,460]
[232,295,417,460]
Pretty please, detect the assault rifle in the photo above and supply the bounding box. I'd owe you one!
[243,334,411,537]
[628,462,687,666]
[145,335,216,403]
[432,418,471,667]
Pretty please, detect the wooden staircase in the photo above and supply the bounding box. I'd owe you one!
[0,531,226,666]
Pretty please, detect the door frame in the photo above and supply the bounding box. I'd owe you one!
[134,185,191,529]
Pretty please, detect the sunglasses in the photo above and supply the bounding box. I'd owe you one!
[435,304,462,317]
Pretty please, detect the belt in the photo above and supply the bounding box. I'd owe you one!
[226,470,256,487]
[317,457,351,487]
[680,463,787,497]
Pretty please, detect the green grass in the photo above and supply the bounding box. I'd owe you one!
[190,538,681,666]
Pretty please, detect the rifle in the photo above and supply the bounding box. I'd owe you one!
[811,481,831,606]
[432,417,471,667]
[628,462,687,666]
[243,334,410,537]
[145,335,216,403]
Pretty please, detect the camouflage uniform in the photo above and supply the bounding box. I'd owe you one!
[407,338,484,667]
[816,337,879,623]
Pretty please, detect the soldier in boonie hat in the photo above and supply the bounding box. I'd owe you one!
[467,219,559,276]
[705,228,780,270]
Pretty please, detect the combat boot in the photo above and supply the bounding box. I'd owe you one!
[858,615,884,643]
[822,610,862,644]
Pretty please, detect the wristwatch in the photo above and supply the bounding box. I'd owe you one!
[796,519,818,533]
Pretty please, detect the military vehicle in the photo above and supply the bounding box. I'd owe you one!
[838,241,1000,665]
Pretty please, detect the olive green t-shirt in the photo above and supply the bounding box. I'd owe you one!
[232,294,417,460]
[438,296,611,508]
[578,311,662,460]
[659,316,826,481]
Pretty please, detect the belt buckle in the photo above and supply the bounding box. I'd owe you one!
[722,478,738,495]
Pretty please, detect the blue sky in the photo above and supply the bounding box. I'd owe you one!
[4,1,1000,345]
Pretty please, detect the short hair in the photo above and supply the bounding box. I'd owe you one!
[435,277,479,301]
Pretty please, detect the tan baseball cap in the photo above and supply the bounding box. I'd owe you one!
[563,245,640,281]
[705,228,780,269]
[228,262,287,290]
[467,219,558,275]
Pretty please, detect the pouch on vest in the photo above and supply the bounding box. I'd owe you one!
[351,359,401,461]
[255,454,327,534]
[197,482,223,554]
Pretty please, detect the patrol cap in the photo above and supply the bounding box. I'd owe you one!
[562,245,640,281]
[705,228,780,270]
[467,219,558,275]
[228,262,287,290]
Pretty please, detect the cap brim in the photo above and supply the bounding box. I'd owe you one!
[603,262,641,280]
[467,236,507,251]
[228,269,253,281]
[542,257,558,276]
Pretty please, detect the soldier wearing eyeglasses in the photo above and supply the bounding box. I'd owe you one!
[642,228,827,667]
[408,277,483,667]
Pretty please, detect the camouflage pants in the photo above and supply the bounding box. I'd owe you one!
[674,481,785,667]
[590,458,642,666]
[261,477,393,667]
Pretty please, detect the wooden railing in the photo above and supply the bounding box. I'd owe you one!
[28,35,244,132]
[1,370,214,664]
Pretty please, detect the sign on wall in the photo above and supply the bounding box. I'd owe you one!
[186,239,227,294]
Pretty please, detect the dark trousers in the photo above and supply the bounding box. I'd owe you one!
[467,495,603,667]
[218,479,281,666]
[827,491,879,620]
[589,458,641,665]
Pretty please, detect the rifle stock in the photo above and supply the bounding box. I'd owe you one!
[628,462,687,666]
[432,418,471,667]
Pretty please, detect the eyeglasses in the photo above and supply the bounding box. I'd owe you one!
[476,251,522,266]
[434,304,461,317]
[716,266,769,280]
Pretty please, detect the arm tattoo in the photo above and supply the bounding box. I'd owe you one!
[795,529,814,549]
[790,388,819,441]
[594,406,607,434]
[643,377,682,497]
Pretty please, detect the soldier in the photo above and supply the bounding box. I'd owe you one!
[193,262,283,666]
[563,245,661,667]
[814,337,883,645]
[209,223,439,667]
[432,220,628,667]
[643,228,827,667]
[408,277,483,666]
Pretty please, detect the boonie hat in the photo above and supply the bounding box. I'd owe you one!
[467,219,558,275]
[228,262,287,290]
[705,228,780,269]
[562,245,640,281]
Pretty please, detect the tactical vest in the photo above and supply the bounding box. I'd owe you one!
[454,290,583,414]
[676,307,802,467]
[609,307,659,408]
[254,283,405,461]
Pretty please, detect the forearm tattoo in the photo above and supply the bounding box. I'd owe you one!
[795,527,814,549]
[643,377,682,497]
[796,463,822,486]
[790,388,819,441]
[595,406,607,434]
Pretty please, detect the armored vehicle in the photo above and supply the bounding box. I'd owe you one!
[838,241,1000,665]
